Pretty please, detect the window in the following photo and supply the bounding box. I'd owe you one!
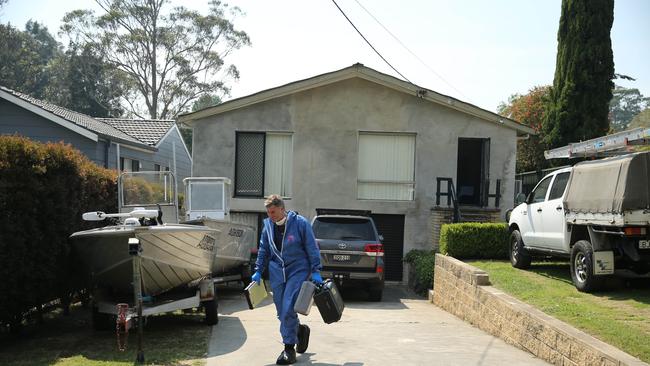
[312,217,376,241]
[548,172,570,200]
[235,132,292,197]
[119,157,140,172]
[357,133,415,200]
[529,176,552,203]
[154,164,161,172]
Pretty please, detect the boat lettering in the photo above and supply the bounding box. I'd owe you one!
[198,234,216,251]
[228,228,244,237]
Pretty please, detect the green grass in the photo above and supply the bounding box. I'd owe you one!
[467,260,650,363]
[0,305,210,366]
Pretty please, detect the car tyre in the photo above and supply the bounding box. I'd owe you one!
[368,288,383,302]
[570,240,604,293]
[509,229,531,269]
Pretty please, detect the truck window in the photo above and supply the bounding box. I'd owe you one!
[312,217,376,240]
[548,172,570,200]
[529,176,552,203]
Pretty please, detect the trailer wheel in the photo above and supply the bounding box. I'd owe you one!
[91,305,113,331]
[509,229,531,269]
[203,286,219,325]
[570,240,603,292]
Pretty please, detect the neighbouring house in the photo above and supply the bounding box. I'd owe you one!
[0,86,192,184]
[178,63,534,282]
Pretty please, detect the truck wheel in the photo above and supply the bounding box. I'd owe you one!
[570,240,603,293]
[509,230,531,269]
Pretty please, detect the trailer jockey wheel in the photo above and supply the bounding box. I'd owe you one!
[203,284,219,325]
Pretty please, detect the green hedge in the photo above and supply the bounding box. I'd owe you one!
[0,136,117,330]
[439,222,509,259]
[404,249,435,296]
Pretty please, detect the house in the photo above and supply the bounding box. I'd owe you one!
[0,86,192,184]
[177,63,534,282]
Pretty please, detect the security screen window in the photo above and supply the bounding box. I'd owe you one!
[357,133,415,201]
[235,132,292,198]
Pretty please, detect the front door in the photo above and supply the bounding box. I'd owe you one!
[456,138,490,206]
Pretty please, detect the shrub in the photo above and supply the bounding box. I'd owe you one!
[404,249,436,296]
[0,136,117,330]
[439,222,509,259]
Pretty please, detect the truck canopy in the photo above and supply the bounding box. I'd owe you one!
[564,151,650,214]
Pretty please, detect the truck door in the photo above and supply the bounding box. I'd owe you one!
[524,175,553,247]
[538,172,570,251]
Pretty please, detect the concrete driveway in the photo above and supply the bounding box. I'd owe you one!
[207,284,548,366]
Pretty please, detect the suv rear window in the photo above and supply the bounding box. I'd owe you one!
[312,217,375,240]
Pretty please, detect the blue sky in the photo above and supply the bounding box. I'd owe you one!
[2,0,649,113]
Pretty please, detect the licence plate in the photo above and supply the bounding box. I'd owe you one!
[333,254,351,261]
[640,240,650,249]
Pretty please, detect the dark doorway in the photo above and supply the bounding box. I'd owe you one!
[370,214,405,281]
[456,138,490,206]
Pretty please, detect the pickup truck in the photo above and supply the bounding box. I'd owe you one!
[508,151,650,292]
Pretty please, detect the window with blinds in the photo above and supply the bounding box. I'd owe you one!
[358,133,415,201]
[235,132,292,197]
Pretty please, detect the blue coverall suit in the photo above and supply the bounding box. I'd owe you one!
[254,210,321,345]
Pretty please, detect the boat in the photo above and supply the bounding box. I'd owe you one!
[70,171,219,299]
[182,177,257,277]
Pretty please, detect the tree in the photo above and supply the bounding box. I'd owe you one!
[45,44,126,117]
[609,86,649,131]
[61,0,250,119]
[498,86,551,173]
[0,22,60,98]
[543,0,614,148]
[178,93,222,153]
[629,108,650,129]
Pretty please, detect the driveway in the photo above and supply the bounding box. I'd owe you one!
[207,284,548,366]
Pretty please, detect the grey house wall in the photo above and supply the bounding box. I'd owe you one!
[191,78,516,263]
[154,128,192,183]
[0,99,103,165]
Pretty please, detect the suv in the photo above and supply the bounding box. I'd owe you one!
[311,209,384,301]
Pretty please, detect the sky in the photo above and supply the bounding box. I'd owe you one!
[2,0,649,113]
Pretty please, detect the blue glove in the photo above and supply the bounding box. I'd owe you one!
[311,272,323,284]
[251,271,262,284]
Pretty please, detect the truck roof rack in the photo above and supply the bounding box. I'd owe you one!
[315,208,371,217]
[544,127,650,159]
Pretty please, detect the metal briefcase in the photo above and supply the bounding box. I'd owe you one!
[294,280,316,315]
[314,279,344,324]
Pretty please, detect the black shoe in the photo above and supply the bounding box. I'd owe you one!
[276,348,296,365]
[297,324,310,353]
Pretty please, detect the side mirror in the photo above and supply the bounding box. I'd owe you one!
[378,234,384,242]
[515,193,526,205]
[82,211,106,221]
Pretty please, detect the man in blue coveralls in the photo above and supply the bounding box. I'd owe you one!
[251,194,323,365]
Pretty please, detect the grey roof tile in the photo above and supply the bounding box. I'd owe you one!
[0,86,149,147]
[98,118,174,146]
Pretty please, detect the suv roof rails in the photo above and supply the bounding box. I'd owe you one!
[315,208,371,217]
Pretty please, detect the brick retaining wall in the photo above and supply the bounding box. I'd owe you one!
[431,254,647,366]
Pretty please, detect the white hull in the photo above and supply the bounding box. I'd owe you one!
[70,224,218,297]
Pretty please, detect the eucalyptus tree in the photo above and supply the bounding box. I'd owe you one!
[61,0,250,119]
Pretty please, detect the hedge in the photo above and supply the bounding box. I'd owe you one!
[404,249,435,296]
[439,222,509,259]
[0,136,117,330]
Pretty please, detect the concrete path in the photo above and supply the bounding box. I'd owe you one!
[207,284,548,366]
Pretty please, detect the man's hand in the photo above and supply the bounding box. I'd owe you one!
[311,272,323,284]
[251,271,262,284]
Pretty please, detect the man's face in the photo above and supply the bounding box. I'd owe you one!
[266,205,286,223]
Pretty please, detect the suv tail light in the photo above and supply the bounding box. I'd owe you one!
[364,244,384,256]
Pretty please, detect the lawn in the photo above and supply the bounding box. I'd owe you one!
[0,305,211,366]
[466,260,650,363]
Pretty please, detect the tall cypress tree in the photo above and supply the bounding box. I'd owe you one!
[543,0,614,148]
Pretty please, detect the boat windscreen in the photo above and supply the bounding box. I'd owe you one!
[190,182,224,211]
[121,172,176,206]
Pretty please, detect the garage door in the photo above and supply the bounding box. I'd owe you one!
[370,214,405,281]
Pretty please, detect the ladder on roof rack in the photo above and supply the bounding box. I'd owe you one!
[544,127,650,159]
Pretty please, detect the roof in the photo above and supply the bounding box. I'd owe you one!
[0,86,152,149]
[178,63,535,136]
[98,118,174,146]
